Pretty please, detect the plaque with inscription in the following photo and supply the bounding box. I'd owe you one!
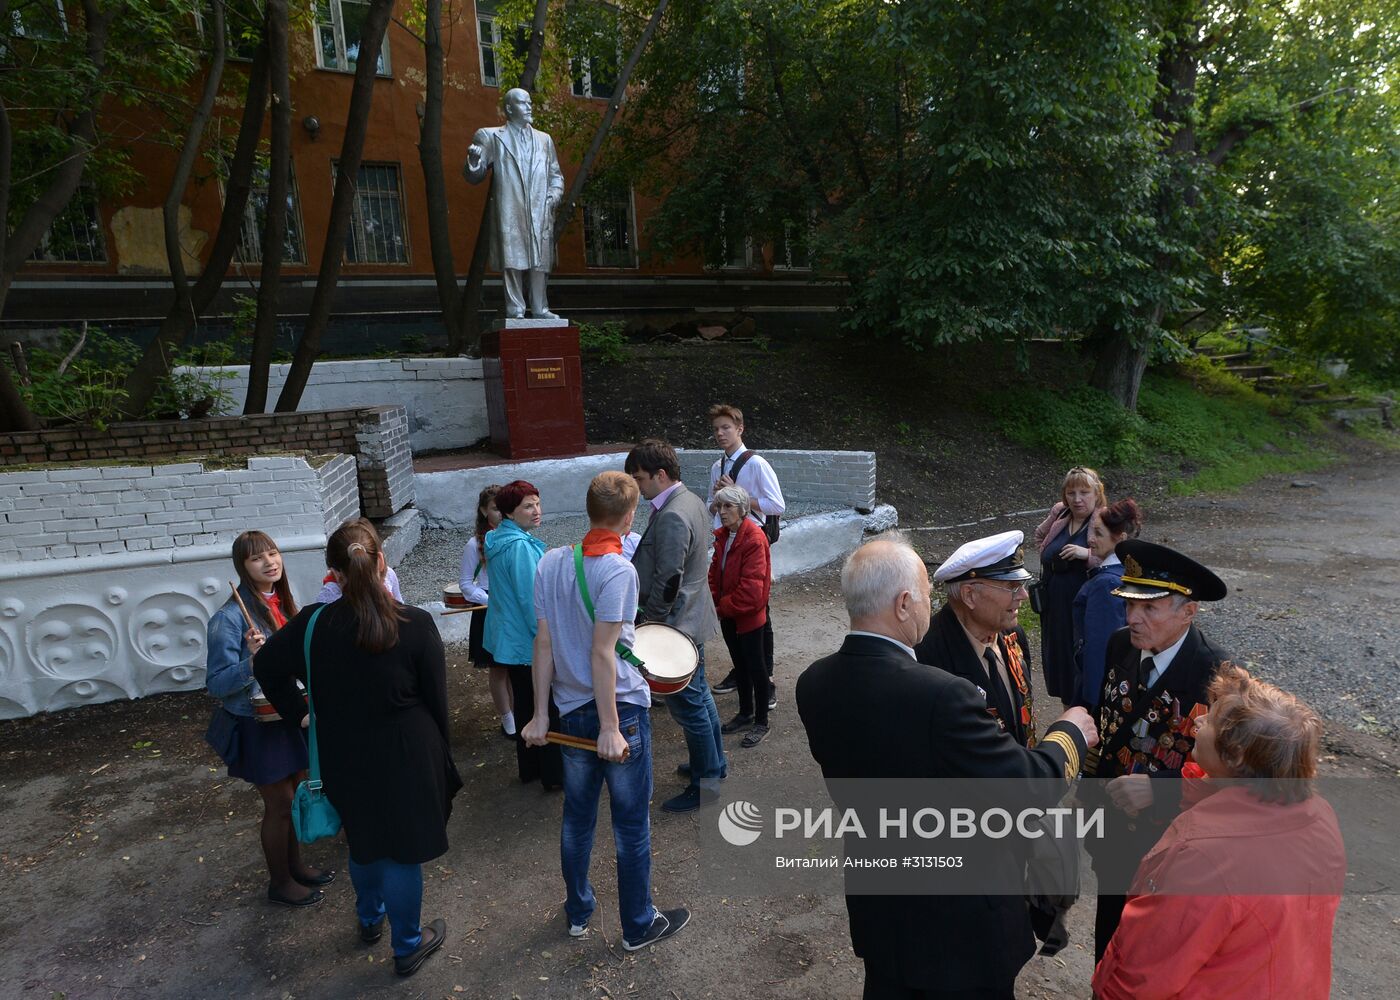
[526,358,566,388]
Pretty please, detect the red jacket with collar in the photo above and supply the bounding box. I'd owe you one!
[1093,783,1344,1000]
[707,517,771,634]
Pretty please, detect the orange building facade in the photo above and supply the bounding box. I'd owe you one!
[11,3,838,327]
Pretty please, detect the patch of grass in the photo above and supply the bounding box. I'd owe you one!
[991,355,1335,495]
[1348,418,1400,450]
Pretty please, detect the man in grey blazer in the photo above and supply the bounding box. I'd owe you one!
[625,439,726,813]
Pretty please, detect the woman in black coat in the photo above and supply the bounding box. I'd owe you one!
[255,518,462,978]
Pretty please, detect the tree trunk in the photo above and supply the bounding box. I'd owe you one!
[552,0,671,242]
[274,0,395,412]
[1089,14,1201,410]
[1088,320,1156,411]
[122,41,270,416]
[244,0,289,414]
[164,0,227,311]
[419,0,461,353]
[454,0,549,353]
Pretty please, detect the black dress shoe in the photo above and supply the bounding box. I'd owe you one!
[394,918,446,977]
[721,714,754,734]
[293,868,336,888]
[267,885,324,908]
[359,915,386,944]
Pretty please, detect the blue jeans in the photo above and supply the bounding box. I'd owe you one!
[557,700,656,944]
[348,857,423,957]
[665,643,726,788]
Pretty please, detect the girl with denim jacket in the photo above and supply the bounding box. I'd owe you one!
[204,530,333,908]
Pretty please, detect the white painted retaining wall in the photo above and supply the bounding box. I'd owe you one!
[0,456,359,719]
[198,358,489,453]
[414,449,878,527]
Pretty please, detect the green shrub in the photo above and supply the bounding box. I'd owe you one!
[11,327,237,428]
[578,320,629,364]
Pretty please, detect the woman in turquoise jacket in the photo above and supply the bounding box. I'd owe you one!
[483,479,561,788]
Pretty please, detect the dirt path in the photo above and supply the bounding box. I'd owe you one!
[3,455,1400,999]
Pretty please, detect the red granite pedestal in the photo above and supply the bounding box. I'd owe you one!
[481,321,587,459]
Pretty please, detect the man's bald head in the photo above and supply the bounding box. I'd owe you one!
[841,533,932,646]
[504,88,533,124]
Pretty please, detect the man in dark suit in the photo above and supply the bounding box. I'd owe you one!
[797,534,1099,999]
[626,439,725,813]
[1082,539,1230,962]
[915,530,1037,748]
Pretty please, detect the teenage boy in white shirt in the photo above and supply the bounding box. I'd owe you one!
[706,404,784,706]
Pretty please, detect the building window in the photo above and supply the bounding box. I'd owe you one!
[571,54,617,100]
[236,163,307,264]
[477,10,500,86]
[582,184,636,268]
[339,162,408,264]
[711,206,753,269]
[11,0,66,39]
[195,0,259,59]
[314,0,390,75]
[29,184,106,263]
[774,214,815,271]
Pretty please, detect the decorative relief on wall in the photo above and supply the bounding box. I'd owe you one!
[0,549,325,719]
[130,593,209,669]
[26,604,121,683]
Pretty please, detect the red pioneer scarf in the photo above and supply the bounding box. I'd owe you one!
[581,529,624,556]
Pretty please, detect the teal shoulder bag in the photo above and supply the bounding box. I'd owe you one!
[292,605,342,844]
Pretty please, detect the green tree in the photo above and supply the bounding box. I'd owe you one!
[0,0,205,429]
[615,0,1400,407]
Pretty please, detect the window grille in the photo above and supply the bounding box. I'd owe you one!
[29,184,106,263]
[236,164,307,264]
[583,185,637,268]
[341,162,409,264]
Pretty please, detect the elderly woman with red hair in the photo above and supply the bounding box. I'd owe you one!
[1093,665,1345,1000]
[484,479,562,789]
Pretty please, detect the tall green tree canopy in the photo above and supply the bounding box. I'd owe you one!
[612,0,1400,400]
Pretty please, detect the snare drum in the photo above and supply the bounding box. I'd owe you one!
[630,622,698,696]
[443,583,469,608]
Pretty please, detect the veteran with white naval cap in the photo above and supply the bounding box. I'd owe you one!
[915,530,1038,747]
[1082,538,1232,963]
[796,533,1099,999]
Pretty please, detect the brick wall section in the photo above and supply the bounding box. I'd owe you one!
[354,406,416,518]
[0,405,415,518]
[676,449,877,511]
[315,454,362,534]
[0,457,339,563]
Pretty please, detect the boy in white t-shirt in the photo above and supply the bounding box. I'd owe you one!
[523,471,690,952]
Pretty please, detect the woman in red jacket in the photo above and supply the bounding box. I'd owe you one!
[1093,665,1344,999]
[709,485,773,748]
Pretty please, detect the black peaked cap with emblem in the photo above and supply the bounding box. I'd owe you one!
[1111,538,1227,602]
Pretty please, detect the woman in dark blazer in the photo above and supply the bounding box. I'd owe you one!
[255,518,462,979]
[1072,498,1142,711]
[708,485,773,747]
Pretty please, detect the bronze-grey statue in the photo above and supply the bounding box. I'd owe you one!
[464,88,566,320]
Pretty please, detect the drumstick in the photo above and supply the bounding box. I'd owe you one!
[439,604,488,616]
[228,581,257,632]
[545,731,630,762]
